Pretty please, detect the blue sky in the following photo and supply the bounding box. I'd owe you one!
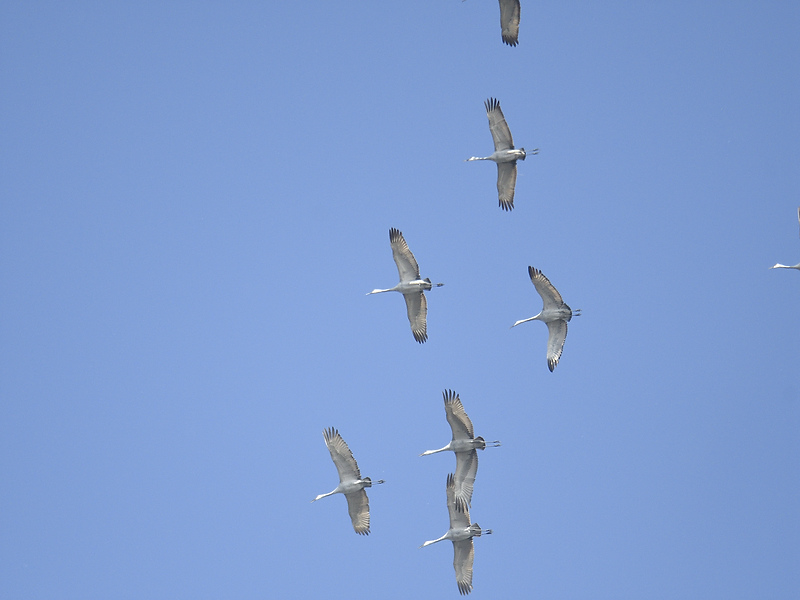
[1,1,798,598]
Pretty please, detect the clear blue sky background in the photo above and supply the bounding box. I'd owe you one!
[1,2,798,598]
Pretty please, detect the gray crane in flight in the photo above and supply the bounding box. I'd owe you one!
[512,266,580,372]
[420,473,493,595]
[367,228,443,343]
[771,207,800,271]
[420,390,500,511]
[467,98,536,211]
[312,427,384,535]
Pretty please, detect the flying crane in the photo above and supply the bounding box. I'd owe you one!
[420,473,493,595]
[420,390,500,510]
[312,427,384,535]
[512,266,580,371]
[367,228,443,343]
[467,98,536,211]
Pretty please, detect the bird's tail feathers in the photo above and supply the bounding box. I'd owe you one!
[470,524,488,537]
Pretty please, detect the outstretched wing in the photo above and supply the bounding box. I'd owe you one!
[485,98,514,151]
[496,162,517,211]
[443,389,475,440]
[498,0,521,46]
[389,228,421,283]
[545,319,568,372]
[528,266,565,310]
[446,473,471,530]
[345,488,371,535]
[453,538,475,595]
[323,427,361,483]
[454,450,478,511]
[403,291,428,343]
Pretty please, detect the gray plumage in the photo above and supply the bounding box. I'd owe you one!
[419,473,493,595]
[367,228,443,343]
[467,98,536,211]
[499,0,521,46]
[420,390,500,511]
[312,427,384,535]
[512,266,580,372]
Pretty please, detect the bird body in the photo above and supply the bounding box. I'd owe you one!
[421,390,500,510]
[512,266,580,372]
[368,277,436,295]
[469,148,527,164]
[312,427,384,535]
[368,228,443,343]
[420,473,492,595]
[467,98,536,211]
[770,207,800,270]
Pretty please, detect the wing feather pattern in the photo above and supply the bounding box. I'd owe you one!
[443,390,475,439]
[498,0,521,46]
[403,291,428,343]
[496,162,517,211]
[345,488,371,536]
[528,266,564,309]
[485,98,514,151]
[454,450,478,512]
[453,538,475,595]
[389,228,421,283]
[323,427,361,483]
[545,320,568,372]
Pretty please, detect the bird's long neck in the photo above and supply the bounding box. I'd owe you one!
[420,534,448,547]
[511,313,542,327]
[311,489,337,502]
[465,156,489,161]
[420,445,450,456]
[367,287,396,295]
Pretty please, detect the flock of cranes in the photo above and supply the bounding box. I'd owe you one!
[315,391,498,594]
[314,1,793,594]
[369,225,580,372]
[310,4,545,595]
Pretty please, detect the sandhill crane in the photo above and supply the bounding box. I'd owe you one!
[512,266,580,372]
[498,0,521,46]
[367,228,443,343]
[420,390,500,511]
[467,98,536,211]
[420,473,493,595]
[770,207,800,271]
[312,427,384,535]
